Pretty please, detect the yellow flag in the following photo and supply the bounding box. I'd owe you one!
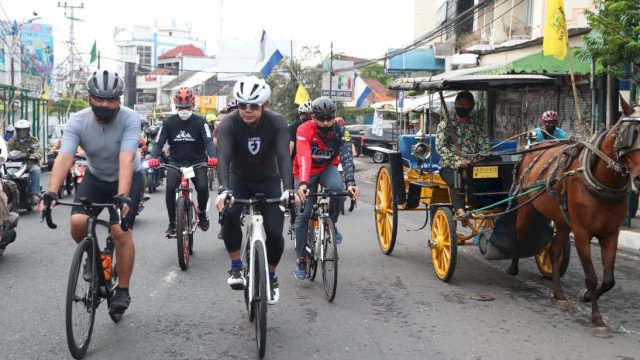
[543,0,567,60]
[294,84,310,105]
[152,106,157,120]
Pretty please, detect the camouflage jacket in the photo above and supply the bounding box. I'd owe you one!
[7,137,42,164]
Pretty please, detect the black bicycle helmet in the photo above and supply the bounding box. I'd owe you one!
[311,97,336,117]
[86,69,124,98]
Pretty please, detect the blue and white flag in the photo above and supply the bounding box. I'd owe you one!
[257,30,283,78]
[353,71,372,108]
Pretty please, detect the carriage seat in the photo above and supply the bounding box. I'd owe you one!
[398,134,441,172]
[489,140,518,161]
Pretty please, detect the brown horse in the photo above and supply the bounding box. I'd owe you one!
[508,117,640,338]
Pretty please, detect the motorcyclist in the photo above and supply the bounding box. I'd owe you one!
[0,135,12,251]
[4,125,15,142]
[7,120,42,204]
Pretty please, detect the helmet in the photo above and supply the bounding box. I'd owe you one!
[173,87,196,108]
[311,97,336,117]
[140,118,149,131]
[86,69,124,98]
[15,119,31,130]
[206,114,217,122]
[298,100,313,114]
[6,125,14,132]
[541,110,560,121]
[146,125,159,137]
[233,76,271,104]
[227,99,238,111]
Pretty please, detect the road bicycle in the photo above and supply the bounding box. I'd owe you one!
[162,163,210,270]
[42,197,131,359]
[220,193,286,359]
[302,189,352,302]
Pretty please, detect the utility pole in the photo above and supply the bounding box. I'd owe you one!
[58,2,84,95]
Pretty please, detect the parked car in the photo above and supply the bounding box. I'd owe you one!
[344,124,372,137]
[351,128,396,163]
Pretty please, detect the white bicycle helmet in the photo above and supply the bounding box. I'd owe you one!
[233,76,271,104]
[298,100,313,114]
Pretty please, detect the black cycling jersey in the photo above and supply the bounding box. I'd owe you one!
[151,114,216,164]
[216,110,293,190]
[288,119,303,160]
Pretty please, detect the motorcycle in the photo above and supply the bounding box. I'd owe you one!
[3,144,40,212]
[0,179,20,257]
[69,152,88,192]
[141,154,164,193]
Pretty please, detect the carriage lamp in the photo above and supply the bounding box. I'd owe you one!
[412,142,431,161]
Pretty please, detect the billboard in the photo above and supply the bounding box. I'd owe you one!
[137,92,157,103]
[321,60,354,101]
[19,23,54,95]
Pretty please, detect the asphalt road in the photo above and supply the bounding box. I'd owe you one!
[1,159,639,359]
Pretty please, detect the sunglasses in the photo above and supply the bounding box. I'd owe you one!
[92,96,120,103]
[315,115,334,122]
[238,103,262,111]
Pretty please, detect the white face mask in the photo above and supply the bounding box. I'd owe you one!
[178,110,192,120]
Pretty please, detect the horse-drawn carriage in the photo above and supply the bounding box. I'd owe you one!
[372,74,569,281]
[372,73,640,337]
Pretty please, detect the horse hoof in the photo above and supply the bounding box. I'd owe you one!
[592,326,612,338]
[505,267,518,276]
[579,288,591,303]
[555,300,571,311]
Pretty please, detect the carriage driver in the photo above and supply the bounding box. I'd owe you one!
[435,91,489,225]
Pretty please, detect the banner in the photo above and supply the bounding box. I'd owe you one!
[321,60,354,101]
[19,23,54,93]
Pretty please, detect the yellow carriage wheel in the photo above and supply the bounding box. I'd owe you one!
[430,207,457,282]
[535,239,571,279]
[374,165,397,255]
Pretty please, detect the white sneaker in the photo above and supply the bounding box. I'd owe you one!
[268,276,279,305]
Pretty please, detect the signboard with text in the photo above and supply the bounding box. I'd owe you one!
[136,92,157,104]
[321,59,353,101]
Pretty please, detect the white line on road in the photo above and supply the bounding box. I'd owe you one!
[149,269,178,297]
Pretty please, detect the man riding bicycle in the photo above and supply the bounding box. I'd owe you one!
[215,75,293,305]
[293,97,360,279]
[149,87,217,237]
[39,69,142,315]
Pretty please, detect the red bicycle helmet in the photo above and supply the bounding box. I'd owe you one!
[173,87,196,108]
[541,110,560,121]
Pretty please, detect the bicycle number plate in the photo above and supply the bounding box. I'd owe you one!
[473,166,498,179]
[182,166,196,179]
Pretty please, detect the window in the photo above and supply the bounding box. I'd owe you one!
[137,46,152,74]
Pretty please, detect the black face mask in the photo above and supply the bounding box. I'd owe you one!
[317,126,332,135]
[91,105,120,124]
[545,125,556,134]
[455,107,472,118]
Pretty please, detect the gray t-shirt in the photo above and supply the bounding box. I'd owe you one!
[61,106,141,182]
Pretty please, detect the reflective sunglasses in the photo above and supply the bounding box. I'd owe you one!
[238,103,262,111]
[315,114,334,122]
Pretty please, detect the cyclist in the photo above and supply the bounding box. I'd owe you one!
[213,100,238,148]
[288,100,313,160]
[293,97,360,279]
[7,119,42,205]
[529,110,568,144]
[215,76,293,304]
[39,69,142,315]
[206,113,217,137]
[148,87,217,237]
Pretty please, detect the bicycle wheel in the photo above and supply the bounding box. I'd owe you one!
[176,196,190,270]
[208,168,215,191]
[243,243,254,321]
[105,240,122,323]
[321,218,338,302]
[306,220,318,282]
[253,243,268,358]
[188,205,194,255]
[66,239,98,359]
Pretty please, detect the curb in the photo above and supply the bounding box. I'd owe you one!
[618,229,640,252]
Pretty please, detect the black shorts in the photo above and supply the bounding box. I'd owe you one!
[71,170,143,228]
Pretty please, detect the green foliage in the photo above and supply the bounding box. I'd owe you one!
[358,63,393,86]
[48,98,89,116]
[266,45,324,122]
[579,0,640,82]
[337,107,374,124]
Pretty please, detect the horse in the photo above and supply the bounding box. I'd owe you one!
[507,116,640,338]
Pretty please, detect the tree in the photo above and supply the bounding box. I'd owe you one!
[266,45,324,121]
[48,98,89,119]
[358,63,393,86]
[580,0,640,83]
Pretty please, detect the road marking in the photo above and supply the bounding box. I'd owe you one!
[149,269,177,297]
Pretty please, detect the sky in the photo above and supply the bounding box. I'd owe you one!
[1,0,416,70]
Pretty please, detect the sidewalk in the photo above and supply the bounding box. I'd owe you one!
[355,159,640,252]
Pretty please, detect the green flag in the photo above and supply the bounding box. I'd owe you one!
[90,40,97,64]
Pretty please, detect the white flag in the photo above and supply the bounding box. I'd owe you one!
[353,72,372,108]
[257,30,283,77]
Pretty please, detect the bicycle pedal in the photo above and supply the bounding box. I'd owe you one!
[230,283,245,291]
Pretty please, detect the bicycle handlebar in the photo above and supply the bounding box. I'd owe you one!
[41,198,132,231]
[301,191,355,212]
[160,163,210,174]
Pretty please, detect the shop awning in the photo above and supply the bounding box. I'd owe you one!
[485,49,591,75]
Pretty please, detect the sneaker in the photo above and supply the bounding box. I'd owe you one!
[294,257,307,280]
[165,223,176,238]
[227,266,246,290]
[268,276,279,305]
[109,288,131,314]
[142,193,151,201]
[334,227,343,244]
[82,258,92,282]
[199,211,210,231]
[217,229,223,240]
